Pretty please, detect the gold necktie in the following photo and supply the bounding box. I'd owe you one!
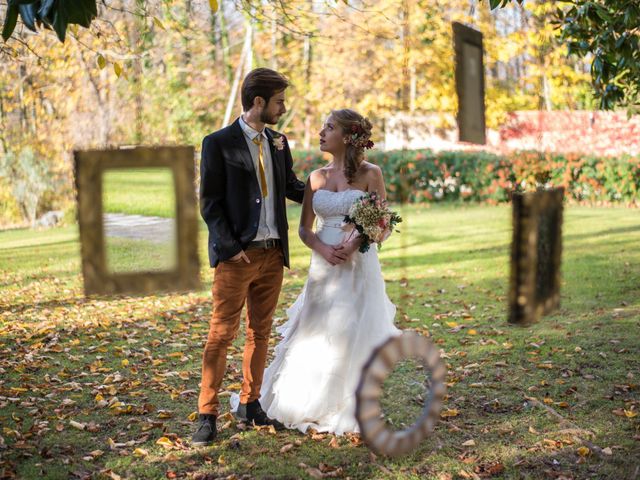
[252,135,268,198]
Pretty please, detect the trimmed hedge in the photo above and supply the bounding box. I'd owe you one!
[292,149,640,204]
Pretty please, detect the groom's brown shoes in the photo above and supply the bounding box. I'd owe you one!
[235,400,285,431]
[191,414,217,446]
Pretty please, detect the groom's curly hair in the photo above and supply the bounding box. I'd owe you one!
[331,109,373,184]
[241,68,289,111]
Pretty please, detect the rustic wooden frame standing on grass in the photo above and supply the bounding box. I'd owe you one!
[355,332,446,457]
[74,146,200,296]
[509,187,564,325]
[453,21,486,145]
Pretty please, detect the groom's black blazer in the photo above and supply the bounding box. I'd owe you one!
[200,118,305,268]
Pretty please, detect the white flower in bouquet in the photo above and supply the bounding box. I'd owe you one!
[343,191,402,253]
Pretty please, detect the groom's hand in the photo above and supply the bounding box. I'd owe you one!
[230,250,251,263]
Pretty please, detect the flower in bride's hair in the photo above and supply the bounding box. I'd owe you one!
[345,122,374,150]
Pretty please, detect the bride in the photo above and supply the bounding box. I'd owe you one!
[232,109,399,435]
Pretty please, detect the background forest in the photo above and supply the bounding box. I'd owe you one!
[0,0,600,225]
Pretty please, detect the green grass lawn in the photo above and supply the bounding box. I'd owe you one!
[103,168,177,218]
[105,237,177,273]
[0,204,639,479]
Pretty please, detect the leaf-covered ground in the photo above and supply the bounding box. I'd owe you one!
[1,204,639,479]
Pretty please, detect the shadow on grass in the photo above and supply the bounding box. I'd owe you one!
[135,427,443,479]
[0,238,79,252]
[564,224,640,242]
[380,248,509,271]
[0,237,80,288]
[0,268,81,292]
[382,224,639,267]
[1,206,638,479]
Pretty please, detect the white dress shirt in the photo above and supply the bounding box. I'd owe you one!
[238,115,279,241]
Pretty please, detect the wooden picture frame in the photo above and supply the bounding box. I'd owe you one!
[74,146,200,296]
[355,332,446,457]
[509,187,564,325]
[453,21,486,145]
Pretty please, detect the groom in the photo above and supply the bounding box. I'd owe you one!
[193,68,306,446]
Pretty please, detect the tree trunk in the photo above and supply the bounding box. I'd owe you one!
[270,17,278,70]
[533,0,552,111]
[223,23,252,127]
[400,0,410,112]
[18,64,27,133]
[210,7,220,63]
[131,0,149,144]
[0,95,7,154]
[98,63,112,146]
[302,34,313,149]
[219,7,233,83]
[245,14,254,74]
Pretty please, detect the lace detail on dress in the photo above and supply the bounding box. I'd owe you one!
[312,189,365,219]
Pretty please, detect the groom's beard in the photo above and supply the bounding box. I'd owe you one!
[260,111,280,125]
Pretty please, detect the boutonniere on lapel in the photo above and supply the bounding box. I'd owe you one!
[272,134,285,151]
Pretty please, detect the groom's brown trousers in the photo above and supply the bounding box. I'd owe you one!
[198,246,284,416]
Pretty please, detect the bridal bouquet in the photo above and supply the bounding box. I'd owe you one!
[343,191,402,253]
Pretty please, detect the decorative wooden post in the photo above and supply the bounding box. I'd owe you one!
[453,21,486,145]
[509,187,564,325]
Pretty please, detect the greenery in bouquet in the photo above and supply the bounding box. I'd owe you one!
[343,191,402,253]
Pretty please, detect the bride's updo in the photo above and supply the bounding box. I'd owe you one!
[331,109,374,184]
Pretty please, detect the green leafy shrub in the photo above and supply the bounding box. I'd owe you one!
[292,149,640,204]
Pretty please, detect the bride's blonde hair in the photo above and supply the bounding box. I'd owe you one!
[331,109,373,184]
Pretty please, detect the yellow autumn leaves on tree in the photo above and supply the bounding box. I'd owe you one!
[0,0,594,225]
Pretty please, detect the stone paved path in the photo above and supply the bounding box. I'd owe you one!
[103,213,175,244]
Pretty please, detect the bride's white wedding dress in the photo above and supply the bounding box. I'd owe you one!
[231,189,400,435]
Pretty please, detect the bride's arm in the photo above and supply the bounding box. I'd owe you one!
[299,173,348,266]
[369,164,387,200]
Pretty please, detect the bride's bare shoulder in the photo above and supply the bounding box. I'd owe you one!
[308,168,329,191]
[361,161,383,178]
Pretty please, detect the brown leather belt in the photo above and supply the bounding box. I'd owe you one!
[246,238,281,250]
